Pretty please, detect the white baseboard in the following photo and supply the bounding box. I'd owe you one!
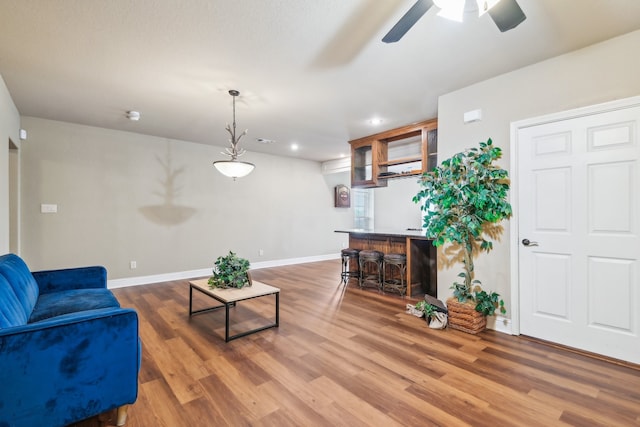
[485,314,513,335]
[107,253,341,289]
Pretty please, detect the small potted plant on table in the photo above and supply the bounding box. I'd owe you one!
[208,251,252,289]
[413,138,511,333]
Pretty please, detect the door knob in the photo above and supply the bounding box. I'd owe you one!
[522,239,539,247]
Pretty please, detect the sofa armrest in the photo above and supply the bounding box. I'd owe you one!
[32,265,107,293]
[0,307,140,427]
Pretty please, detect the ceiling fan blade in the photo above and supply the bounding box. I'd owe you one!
[488,0,526,32]
[382,0,434,43]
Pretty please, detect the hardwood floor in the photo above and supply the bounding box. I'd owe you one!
[75,260,640,427]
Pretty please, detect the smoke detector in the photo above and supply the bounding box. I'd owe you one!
[126,111,141,121]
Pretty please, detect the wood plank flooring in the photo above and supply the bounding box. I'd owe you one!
[74,260,640,427]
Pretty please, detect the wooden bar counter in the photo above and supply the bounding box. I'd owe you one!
[335,229,436,298]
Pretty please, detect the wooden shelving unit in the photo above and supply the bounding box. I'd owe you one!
[349,118,437,188]
[379,156,422,166]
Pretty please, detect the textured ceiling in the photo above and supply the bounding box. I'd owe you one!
[1,0,640,161]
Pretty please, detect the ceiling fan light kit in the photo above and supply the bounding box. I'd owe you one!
[476,0,502,16]
[382,0,526,43]
[433,0,466,22]
[213,89,255,180]
[435,0,502,23]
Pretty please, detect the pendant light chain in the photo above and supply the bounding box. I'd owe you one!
[224,89,247,161]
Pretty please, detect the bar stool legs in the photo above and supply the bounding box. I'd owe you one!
[348,250,406,296]
[358,250,384,291]
[340,248,360,286]
[383,253,407,297]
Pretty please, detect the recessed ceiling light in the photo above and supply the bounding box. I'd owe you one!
[369,118,383,126]
[291,143,299,151]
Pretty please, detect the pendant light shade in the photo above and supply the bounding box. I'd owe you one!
[213,89,254,180]
[213,159,255,178]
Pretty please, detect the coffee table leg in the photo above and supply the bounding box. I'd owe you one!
[275,292,280,327]
[189,285,193,316]
[225,303,231,342]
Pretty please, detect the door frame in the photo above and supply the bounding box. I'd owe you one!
[509,95,640,336]
[8,138,20,255]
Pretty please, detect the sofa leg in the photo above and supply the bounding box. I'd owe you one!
[116,405,129,426]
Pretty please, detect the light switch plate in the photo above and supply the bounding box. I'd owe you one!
[41,204,58,213]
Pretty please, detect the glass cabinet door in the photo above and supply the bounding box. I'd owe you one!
[427,128,438,172]
[353,144,373,182]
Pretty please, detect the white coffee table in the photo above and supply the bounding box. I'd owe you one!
[188,278,280,342]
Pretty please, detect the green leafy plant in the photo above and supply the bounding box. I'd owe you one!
[415,300,436,319]
[208,251,251,289]
[474,290,505,316]
[413,138,511,316]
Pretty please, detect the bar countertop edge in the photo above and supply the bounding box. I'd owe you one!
[334,228,431,239]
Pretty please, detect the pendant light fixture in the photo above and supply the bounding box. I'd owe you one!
[213,89,255,180]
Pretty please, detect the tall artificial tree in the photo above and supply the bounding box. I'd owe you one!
[413,138,512,315]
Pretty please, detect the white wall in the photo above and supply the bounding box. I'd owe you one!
[374,177,423,230]
[437,30,640,320]
[324,169,352,248]
[19,117,353,279]
[0,74,20,254]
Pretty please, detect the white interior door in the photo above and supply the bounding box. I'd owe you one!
[517,102,640,364]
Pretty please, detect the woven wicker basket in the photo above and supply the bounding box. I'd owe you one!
[446,298,486,334]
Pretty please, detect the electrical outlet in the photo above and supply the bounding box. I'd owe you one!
[130,261,137,269]
[259,249,264,256]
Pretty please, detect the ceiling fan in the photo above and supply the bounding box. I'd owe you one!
[382,0,526,43]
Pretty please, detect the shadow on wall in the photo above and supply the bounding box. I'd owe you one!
[139,144,196,226]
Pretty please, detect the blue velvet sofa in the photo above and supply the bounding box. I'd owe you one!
[0,253,140,427]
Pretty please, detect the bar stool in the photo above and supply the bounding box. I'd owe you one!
[359,250,384,290]
[340,248,361,286]
[383,253,407,296]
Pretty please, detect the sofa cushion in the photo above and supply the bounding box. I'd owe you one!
[29,288,120,323]
[0,274,30,327]
[34,265,107,294]
[0,254,39,320]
